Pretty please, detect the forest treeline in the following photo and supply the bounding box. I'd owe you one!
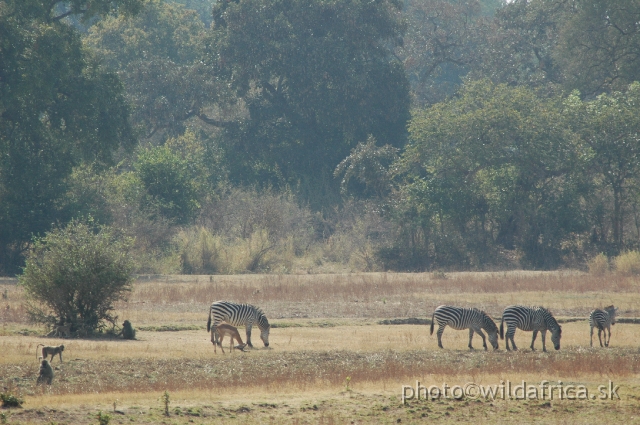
[2,0,640,274]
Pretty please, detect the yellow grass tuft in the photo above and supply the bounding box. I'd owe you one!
[587,253,609,276]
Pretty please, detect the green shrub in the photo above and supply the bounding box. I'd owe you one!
[97,411,111,425]
[20,219,135,331]
[135,145,200,225]
[0,392,24,408]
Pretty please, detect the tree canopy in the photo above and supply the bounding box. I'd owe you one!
[0,0,142,273]
[84,0,214,139]
[205,0,411,208]
[4,0,640,274]
[396,80,586,269]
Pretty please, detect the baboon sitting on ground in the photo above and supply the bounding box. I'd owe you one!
[36,359,54,385]
[118,320,136,339]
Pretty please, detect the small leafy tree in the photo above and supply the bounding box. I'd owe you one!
[20,220,135,332]
[134,145,200,225]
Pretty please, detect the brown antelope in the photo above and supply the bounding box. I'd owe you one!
[213,323,247,354]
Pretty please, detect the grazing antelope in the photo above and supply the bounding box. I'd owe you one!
[214,323,247,354]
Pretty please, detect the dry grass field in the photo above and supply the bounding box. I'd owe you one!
[1,272,640,424]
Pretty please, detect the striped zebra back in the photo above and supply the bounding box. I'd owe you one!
[589,305,617,329]
[431,306,496,332]
[501,305,561,333]
[208,301,270,332]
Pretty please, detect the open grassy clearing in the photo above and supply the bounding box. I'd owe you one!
[5,271,640,327]
[2,338,640,424]
[5,384,640,425]
[3,322,640,363]
[1,272,640,423]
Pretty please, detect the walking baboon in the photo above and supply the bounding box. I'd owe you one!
[47,324,71,338]
[36,344,65,362]
[118,320,136,339]
[36,359,54,385]
[213,324,247,354]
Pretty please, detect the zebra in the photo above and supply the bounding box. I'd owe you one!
[499,305,562,352]
[589,305,618,347]
[207,301,270,348]
[430,305,499,350]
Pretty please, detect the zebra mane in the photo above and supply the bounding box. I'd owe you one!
[480,310,498,331]
[475,308,493,319]
[254,306,270,330]
[539,306,561,332]
[533,306,551,313]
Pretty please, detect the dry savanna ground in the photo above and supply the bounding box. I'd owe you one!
[1,272,640,424]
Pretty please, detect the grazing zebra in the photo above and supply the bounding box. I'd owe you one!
[430,305,499,350]
[207,301,270,348]
[500,305,562,352]
[589,305,618,348]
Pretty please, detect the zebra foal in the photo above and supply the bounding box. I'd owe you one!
[430,305,499,350]
[589,305,618,348]
[500,305,562,352]
[207,301,271,348]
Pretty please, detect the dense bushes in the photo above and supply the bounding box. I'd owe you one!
[6,0,640,275]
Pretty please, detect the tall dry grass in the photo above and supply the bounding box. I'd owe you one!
[613,251,640,276]
[587,253,610,275]
[3,347,639,397]
[176,227,288,274]
[129,272,638,306]
[4,272,640,329]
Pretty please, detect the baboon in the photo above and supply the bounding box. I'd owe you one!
[118,320,136,339]
[47,323,71,338]
[36,344,65,362]
[213,324,247,354]
[36,359,54,385]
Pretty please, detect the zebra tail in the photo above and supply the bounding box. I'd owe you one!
[499,317,504,340]
[430,312,435,335]
[207,307,211,332]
